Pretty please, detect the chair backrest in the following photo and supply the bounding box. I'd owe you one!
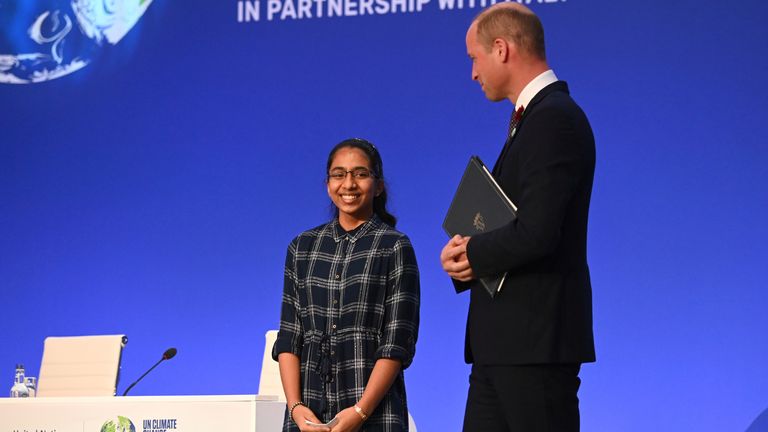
[37,334,127,397]
[257,330,286,401]
[409,413,417,432]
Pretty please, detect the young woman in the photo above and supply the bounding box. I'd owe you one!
[273,138,420,432]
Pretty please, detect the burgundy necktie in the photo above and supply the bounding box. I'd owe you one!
[507,105,525,140]
[493,105,526,176]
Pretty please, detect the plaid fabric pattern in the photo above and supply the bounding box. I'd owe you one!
[273,215,420,432]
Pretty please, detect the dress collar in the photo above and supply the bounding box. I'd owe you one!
[331,214,380,243]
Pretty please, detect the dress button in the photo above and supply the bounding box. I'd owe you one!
[335,274,340,279]
[333,299,338,305]
[332,324,337,329]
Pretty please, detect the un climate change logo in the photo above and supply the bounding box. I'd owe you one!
[100,416,137,432]
[0,0,154,84]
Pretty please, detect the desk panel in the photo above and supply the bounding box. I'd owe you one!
[0,395,285,432]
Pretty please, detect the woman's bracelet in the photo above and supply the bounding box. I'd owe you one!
[289,401,305,420]
[353,404,369,421]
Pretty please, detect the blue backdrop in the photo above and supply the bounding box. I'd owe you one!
[2,0,767,430]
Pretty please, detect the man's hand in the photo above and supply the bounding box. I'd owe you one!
[440,235,475,281]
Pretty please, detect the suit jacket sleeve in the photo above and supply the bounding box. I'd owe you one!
[466,103,592,277]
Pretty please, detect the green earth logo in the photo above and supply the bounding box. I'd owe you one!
[100,415,136,432]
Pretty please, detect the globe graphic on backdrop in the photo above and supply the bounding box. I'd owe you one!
[100,416,136,432]
[0,0,154,84]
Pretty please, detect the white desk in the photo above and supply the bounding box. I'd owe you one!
[0,394,285,432]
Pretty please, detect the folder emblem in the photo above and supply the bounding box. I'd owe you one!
[473,212,486,232]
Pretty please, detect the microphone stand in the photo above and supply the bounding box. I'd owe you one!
[122,349,176,396]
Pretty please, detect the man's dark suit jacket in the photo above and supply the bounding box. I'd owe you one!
[458,81,596,366]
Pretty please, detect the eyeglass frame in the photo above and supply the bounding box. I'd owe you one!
[327,167,378,181]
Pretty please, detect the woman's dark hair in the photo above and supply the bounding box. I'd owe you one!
[326,138,397,227]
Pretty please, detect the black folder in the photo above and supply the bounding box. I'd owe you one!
[443,156,517,298]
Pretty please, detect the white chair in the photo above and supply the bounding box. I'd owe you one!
[257,330,417,431]
[408,413,418,431]
[257,330,286,401]
[36,334,127,397]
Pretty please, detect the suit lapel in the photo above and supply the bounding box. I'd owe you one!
[490,81,570,177]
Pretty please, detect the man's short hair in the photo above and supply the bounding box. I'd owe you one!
[475,6,546,60]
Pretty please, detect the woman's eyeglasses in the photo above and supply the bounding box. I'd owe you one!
[327,168,377,181]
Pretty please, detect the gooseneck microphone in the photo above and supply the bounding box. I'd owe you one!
[122,348,177,396]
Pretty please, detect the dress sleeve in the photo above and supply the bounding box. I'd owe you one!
[375,235,420,369]
[272,238,304,360]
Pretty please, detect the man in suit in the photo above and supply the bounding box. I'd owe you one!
[440,3,596,431]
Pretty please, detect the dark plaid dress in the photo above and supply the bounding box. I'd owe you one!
[273,215,420,432]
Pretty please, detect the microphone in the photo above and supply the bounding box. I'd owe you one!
[122,348,177,396]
